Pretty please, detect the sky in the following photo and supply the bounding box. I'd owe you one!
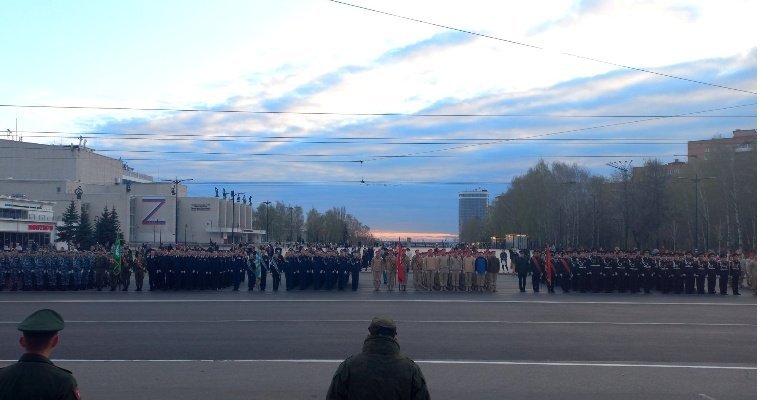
[0,0,756,240]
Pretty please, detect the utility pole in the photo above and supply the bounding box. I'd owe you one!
[678,174,716,251]
[288,206,294,242]
[558,181,577,249]
[264,201,272,243]
[607,161,632,250]
[162,177,193,244]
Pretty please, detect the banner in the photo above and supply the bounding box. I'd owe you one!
[545,245,553,285]
[112,234,122,276]
[397,238,405,283]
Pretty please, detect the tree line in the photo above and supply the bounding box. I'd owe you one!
[58,200,373,248]
[464,142,756,252]
[57,202,122,250]
[253,202,373,245]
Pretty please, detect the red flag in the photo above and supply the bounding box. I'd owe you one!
[545,245,553,285]
[397,238,405,283]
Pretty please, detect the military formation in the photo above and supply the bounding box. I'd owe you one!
[0,243,365,293]
[405,248,502,292]
[0,250,102,291]
[513,248,750,295]
[0,243,754,296]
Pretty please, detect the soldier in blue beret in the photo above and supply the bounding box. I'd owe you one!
[0,309,79,399]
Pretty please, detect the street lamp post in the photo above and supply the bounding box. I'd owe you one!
[288,206,294,242]
[230,191,246,245]
[678,174,716,251]
[558,181,577,250]
[607,161,632,249]
[162,177,193,244]
[263,201,272,243]
[184,224,188,247]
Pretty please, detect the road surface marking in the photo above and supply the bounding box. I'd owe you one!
[0,299,754,306]
[0,319,752,327]
[0,359,750,370]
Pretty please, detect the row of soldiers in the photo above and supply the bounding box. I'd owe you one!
[0,244,365,293]
[283,247,362,291]
[517,248,747,295]
[368,248,503,292]
[0,249,146,292]
[144,245,364,292]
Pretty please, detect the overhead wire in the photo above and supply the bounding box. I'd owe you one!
[0,103,754,117]
[361,103,757,162]
[329,0,757,95]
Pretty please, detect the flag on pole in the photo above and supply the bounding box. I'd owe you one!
[112,234,122,276]
[545,245,553,285]
[397,237,404,284]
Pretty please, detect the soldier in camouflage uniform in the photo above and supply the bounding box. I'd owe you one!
[327,316,430,400]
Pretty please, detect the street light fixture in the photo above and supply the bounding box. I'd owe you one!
[558,181,577,250]
[263,201,272,243]
[288,206,294,242]
[162,177,193,244]
[230,191,246,245]
[677,174,716,251]
[607,161,633,249]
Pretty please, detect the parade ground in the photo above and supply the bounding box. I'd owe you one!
[1,273,756,400]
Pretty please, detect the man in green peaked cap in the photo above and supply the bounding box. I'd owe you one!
[327,316,430,400]
[0,309,80,400]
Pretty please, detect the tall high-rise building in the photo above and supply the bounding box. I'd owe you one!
[458,189,488,237]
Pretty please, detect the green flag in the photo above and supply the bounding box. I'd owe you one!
[112,234,122,275]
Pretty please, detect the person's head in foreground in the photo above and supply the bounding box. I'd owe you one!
[326,316,430,400]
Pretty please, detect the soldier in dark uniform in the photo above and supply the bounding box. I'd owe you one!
[671,252,683,294]
[325,250,337,291]
[602,251,615,293]
[659,253,672,294]
[557,251,573,293]
[588,249,602,293]
[695,252,707,294]
[706,252,718,294]
[350,249,361,291]
[718,252,730,295]
[337,249,350,291]
[299,250,311,290]
[730,252,743,295]
[287,249,300,290]
[259,249,269,291]
[683,251,696,294]
[569,250,581,291]
[246,249,258,291]
[516,250,529,292]
[576,250,590,293]
[641,250,655,294]
[270,251,283,292]
[313,250,325,290]
[529,250,543,293]
[0,309,80,400]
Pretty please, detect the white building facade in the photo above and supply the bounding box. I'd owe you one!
[0,138,264,246]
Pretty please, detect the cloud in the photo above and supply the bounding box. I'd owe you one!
[81,46,755,235]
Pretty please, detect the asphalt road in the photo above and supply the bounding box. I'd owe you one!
[0,273,756,400]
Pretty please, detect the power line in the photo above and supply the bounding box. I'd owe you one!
[0,153,678,162]
[0,104,755,118]
[181,180,513,186]
[329,0,756,95]
[362,103,757,162]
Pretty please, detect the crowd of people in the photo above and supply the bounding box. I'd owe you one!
[511,248,756,296]
[0,243,366,293]
[0,243,755,296]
